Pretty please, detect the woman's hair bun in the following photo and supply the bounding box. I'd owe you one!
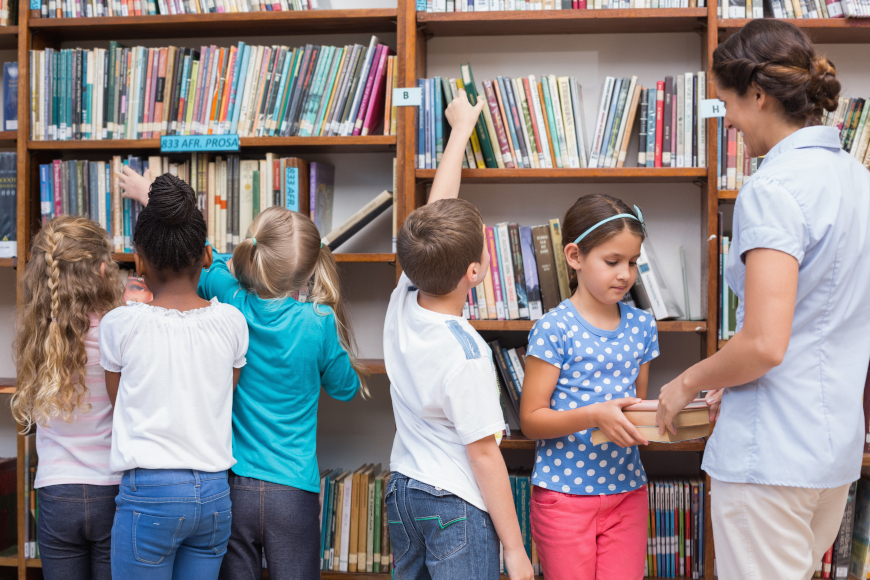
[808,55,840,115]
[147,173,199,227]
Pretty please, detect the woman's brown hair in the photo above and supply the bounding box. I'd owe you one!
[561,194,645,293]
[232,206,369,397]
[712,19,839,125]
[12,216,123,429]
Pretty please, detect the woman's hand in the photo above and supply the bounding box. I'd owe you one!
[117,166,152,207]
[705,388,723,422]
[592,398,648,447]
[656,373,697,435]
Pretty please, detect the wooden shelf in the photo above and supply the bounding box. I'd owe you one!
[863,453,870,467]
[359,359,386,375]
[28,135,397,153]
[335,253,395,263]
[0,258,15,267]
[718,189,738,201]
[24,558,42,568]
[471,319,707,333]
[416,167,707,184]
[502,431,706,452]
[0,131,16,148]
[0,555,15,567]
[718,339,728,349]
[28,9,397,41]
[418,8,707,36]
[718,18,870,44]
[0,377,15,395]
[0,26,17,50]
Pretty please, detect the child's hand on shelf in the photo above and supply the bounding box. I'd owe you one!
[504,545,534,580]
[592,398,649,448]
[445,88,484,137]
[117,166,152,207]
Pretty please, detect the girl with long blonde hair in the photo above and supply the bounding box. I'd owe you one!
[12,216,123,580]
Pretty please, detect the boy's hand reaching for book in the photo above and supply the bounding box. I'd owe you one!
[593,398,649,447]
[445,88,485,136]
[657,373,697,435]
[117,166,152,207]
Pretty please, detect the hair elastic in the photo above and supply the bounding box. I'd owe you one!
[251,237,257,246]
[572,205,646,245]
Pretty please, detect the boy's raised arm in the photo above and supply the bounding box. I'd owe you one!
[428,88,485,205]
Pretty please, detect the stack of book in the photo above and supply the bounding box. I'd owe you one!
[420,0,705,11]
[489,338,526,430]
[0,0,16,26]
[719,0,842,18]
[590,399,710,445]
[33,0,314,17]
[462,221,682,322]
[645,478,706,579]
[29,37,397,141]
[634,74,707,169]
[318,466,391,574]
[39,155,337,254]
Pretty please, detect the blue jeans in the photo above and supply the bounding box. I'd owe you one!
[111,469,232,580]
[217,473,320,580]
[37,484,118,580]
[386,473,499,580]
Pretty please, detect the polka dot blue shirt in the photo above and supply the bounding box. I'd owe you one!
[526,299,659,496]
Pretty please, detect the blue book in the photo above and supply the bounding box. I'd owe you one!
[3,63,16,132]
[519,226,542,319]
[417,79,424,169]
[229,44,251,136]
[286,166,300,213]
[429,79,436,169]
[434,76,443,167]
[104,163,111,234]
[423,79,431,169]
[89,162,98,222]
[39,165,51,224]
[497,77,523,168]
[493,225,509,308]
[646,89,657,168]
[598,77,623,161]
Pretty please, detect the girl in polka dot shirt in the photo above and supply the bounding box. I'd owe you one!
[519,194,659,580]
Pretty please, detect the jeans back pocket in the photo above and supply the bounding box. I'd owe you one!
[208,509,232,555]
[406,479,467,561]
[384,477,410,565]
[132,512,184,565]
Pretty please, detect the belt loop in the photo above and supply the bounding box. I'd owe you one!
[193,470,201,488]
[130,468,137,492]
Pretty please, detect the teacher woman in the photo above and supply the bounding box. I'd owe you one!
[657,18,870,580]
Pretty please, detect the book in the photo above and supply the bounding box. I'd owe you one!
[591,423,708,445]
[548,219,571,301]
[0,153,16,258]
[621,398,710,428]
[310,162,334,236]
[322,190,393,251]
[531,224,561,313]
[3,62,16,131]
[850,479,870,580]
[833,481,857,579]
[637,242,683,320]
[519,226,543,320]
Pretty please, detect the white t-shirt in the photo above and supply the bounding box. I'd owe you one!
[99,298,248,473]
[384,273,505,512]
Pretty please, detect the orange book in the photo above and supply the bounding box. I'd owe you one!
[383,56,394,136]
[537,81,557,167]
[216,47,237,135]
[348,469,362,572]
[207,48,227,135]
[152,48,169,138]
[492,79,517,170]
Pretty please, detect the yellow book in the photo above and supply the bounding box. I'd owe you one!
[333,477,344,571]
[548,219,572,301]
[456,78,487,169]
[482,225,498,318]
[184,60,200,136]
[357,466,372,572]
[390,56,399,136]
[348,467,363,572]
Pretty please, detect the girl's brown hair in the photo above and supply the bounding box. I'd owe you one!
[12,216,123,429]
[232,207,369,397]
[712,19,839,125]
[561,194,645,293]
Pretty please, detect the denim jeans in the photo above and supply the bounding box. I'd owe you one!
[111,468,232,580]
[217,473,320,580]
[37,484,118,580]
[386,473,500,580]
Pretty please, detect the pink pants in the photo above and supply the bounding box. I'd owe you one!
[530,485,648,580]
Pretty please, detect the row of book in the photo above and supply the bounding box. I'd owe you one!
[32,0,315,18]
[29,36,397,141]
[23,434,38,559]
[318,466,391,573]
[461,221,684,323]
[644,479,706,579]
[720,0,841,18]
[419,0,705,10]
[0,0,15,26]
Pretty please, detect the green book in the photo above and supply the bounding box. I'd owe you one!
[252,170,260,218]
[541,79,563,168]
[372,475,382,573]
[460,63,498,169]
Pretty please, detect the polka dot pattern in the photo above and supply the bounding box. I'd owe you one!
[527,299,658,496]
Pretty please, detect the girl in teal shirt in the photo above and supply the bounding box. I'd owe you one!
[199,206,368,580]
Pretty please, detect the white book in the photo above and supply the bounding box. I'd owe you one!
[558,77,580,168]
[496,224,520,320]
[548,75,569,169]
[588,77,615,169]
[637,242,684,320]
[675,74,685,168]
[258,159,269,210]
[684,73,694,168]
[609,75,637,168]
[475,280,489,320]
[571,78,588,168]
[237,45,262,138]
[528,75,553,169]
[697,71,706,169]
[474,0,488,7]
[339,473,353,572]
[507,349,525,390]
[512,77,539,168]
[239,161,256,237]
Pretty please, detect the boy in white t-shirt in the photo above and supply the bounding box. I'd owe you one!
[383,90,533,580]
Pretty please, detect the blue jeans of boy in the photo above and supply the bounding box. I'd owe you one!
[386,473,500,580]
[37,484,118,580]
[111,468,232,580]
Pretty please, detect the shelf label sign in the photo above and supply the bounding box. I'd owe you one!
[393,88,423,108]
[160,134,240,153]
[700,99,727,118]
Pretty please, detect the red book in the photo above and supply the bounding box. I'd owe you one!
[654,81,665,168]
[353,45,385,136]
[685,485,692,577]
[361,47,392,136]
[153,48,169,138]
[52,160,62,218]
[486,226,506,320]
[523,78,545,166]
[483,80,515,169]
[743,147,751,181]
[822,544,834,578]
[573,0,580,6]
[727,128,738,189]
[826,0,844,16]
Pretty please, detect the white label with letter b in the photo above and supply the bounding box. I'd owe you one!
[393,87,423,107]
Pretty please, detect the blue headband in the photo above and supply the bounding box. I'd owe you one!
[572,205,645,245]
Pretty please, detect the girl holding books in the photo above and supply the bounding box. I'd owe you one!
[100,174,249,580]
[12,216,124,580]
[519,193,658,580]
[197,206,366,580]
[657,19,870,580]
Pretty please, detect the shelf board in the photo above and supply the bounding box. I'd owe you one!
[502,431,706,452]
[864,453,870,467]
[334,253,395,263]
[471,319,707,333]
[25,558,42,567]
[418,8,707,36]
[0,555,15,567]
[0,258,15,267]
[718,339,728,349]
[718,18,870,44]
[416,167,707,184]
[0,26,17,50]
[0,377,15,395]
[0,130,16,148]
[28,135,397,153]
[358,359,386,375]
[28,9,397,40]
[718,189,738,201]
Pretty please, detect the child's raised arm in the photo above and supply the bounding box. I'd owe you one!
[117,166,153,207]
[428,88,485,205]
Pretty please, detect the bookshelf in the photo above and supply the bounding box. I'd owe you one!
[5,1,867,579]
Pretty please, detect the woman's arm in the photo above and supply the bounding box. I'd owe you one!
[519,357,647,447]
[105,371,120,407]
[656,248,799,433]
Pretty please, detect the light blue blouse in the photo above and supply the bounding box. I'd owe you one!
[703,126,870,488]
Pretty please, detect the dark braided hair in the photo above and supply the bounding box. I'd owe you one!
[133,174,206,274]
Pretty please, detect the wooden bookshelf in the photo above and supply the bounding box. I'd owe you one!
[719,18,870,44]
[718,189,738,201]
[416,167,708,184]
[0,26,16,50]
[0,131,16,148]
[502,431,706,452]
[0,556,15,567]
[358,359,386,375]
[113,252,396,264]
[0,378,15,395]
[470,319,708,333]
[0,258,15,267]
[27,8,397,41]
[863,453,870,467]
[28,136,397,154]
[418,8,707,37]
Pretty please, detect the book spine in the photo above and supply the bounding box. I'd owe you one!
[484,80,514,168]
[486,226,506,320]
[588,77,614,168]
[654,81,664,168]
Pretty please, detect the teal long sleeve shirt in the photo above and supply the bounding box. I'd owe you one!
[198,255,360,492]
